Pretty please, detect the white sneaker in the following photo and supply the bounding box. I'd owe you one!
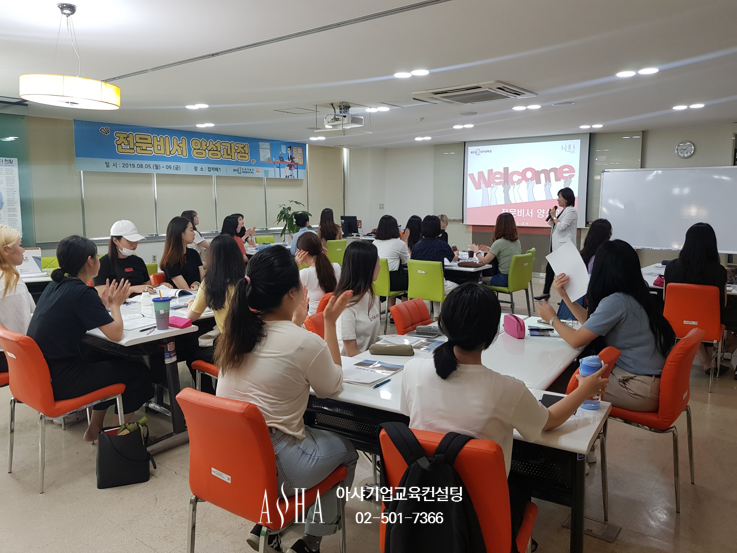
[587,448,597,464]
[585,463,590,476]
[52,410,86,427]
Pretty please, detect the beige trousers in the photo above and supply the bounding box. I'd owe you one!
[603,366,660,412]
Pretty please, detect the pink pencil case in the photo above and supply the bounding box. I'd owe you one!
[168,316,192,329]
[504,314,525,339]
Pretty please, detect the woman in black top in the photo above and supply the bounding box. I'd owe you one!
[664,222,737,374]
[27,236,153,442]
[160,217,205,289]
[404,215,422,255]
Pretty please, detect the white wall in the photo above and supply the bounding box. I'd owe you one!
[642,123,735,168]
[383,147,434,226]
[345,148,386,229]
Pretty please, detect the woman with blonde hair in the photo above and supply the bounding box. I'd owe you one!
[0,225,35,373]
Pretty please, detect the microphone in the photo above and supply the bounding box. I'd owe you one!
[546,205,557,222]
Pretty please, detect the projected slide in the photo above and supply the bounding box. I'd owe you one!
[464,136,588,228]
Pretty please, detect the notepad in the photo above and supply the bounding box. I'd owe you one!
[342,357,404,385]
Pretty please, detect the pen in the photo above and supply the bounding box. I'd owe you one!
[139,326,156,333]
[372,379,391,389]
[146,328,156,335]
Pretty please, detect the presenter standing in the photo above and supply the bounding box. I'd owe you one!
[535,188,577,301]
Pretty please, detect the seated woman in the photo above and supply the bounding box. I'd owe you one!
[231,213,257,248]
[664,222,737,375]
[161,216,205,290]
[296,231,340,316]
[93,220,163,296]
[404,215,422,255]
[401,283,608,541]
[373,215,410,308]
[410,215,459,314]
[334,240,381,357]
[26,236,153,441]
[470,212,522,287]
[538,240,676,412]
[181,210,210,258]
[316,208,343,247]
[215,246,358,553]
[0,225,35,374]
[221,215,248,262]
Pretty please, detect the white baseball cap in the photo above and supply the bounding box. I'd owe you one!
[110,220,146,242]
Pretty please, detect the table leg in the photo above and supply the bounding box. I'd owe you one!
[163,339,186,434]
[570,453,586,553]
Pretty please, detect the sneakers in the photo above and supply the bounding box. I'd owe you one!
[587,449,596,464]
[286,539,319,553]
[247,525,282,553]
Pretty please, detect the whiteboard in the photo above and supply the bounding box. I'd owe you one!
[600,167,737,253]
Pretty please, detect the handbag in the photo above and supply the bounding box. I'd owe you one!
[96,420,156,489]
[503,314,526,339]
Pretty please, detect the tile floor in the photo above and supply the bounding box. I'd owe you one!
[2,278,737,552]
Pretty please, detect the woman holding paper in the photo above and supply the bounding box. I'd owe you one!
[535,187,577,301]
[537,240,676,411]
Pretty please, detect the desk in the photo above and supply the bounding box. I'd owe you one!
[306,318,598,553]
[21,273,53,303]
[642,263,737,297]
[444,261,493,284]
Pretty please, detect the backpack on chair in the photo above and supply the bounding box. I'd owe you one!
[380,422,487,553]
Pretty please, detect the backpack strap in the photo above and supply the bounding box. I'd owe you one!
[434,432,474,467]
[380,422,427,466]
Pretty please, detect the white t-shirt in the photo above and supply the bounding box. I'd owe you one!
[216,320,343,439]
[400,358,549,474]
[188,230,207,255]
[0,276,35,353]
[337,292,380,355]
[300,263,342,316]
[374,238,410,272]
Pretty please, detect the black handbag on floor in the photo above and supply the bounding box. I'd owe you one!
[96,422,156,489]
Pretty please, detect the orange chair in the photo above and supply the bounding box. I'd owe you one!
[389,298,432,335]
[316,292,332,314]
[0,326,125,493]
[191,360,219,392]
[150,272,167,286]
[567,329,704,514]
[304,312,325,339]
[663,283,724,393]
[379,427,537,553]
[177,388,347,553]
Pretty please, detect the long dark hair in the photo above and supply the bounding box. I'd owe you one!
[52,235,98,282]
[298,231,336,294]
[214,247,301,374]
[588,240,675,357]
[181,210,198,232]
[580,219,612,267]
[221,215,239,237]
[434,283,501,379]
[318,208,339,241]
[231,213,246,238]
[106,236,126,281]
[204,235,246,310]
[375,215,401,241]
[160,217,190,270]
[335,240,377,308]
[679,222,720,280]
[405,215,422,251]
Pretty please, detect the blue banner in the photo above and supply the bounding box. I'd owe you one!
[73,120,305,179]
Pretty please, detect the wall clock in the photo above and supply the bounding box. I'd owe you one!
[676,141,695,159]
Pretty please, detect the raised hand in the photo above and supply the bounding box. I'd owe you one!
[324,290,354,326]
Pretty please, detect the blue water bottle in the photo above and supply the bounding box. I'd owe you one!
[578,355,603,410]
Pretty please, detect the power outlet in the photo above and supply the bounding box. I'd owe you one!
[152,255,157,263]
[379,204,384,209]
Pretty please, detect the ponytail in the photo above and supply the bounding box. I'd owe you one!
[214,279,265,373]
[297,232,336,293]
[433,340,459,379]
[52,235,98,283]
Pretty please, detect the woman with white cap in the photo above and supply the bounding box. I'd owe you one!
[93,220,164,296]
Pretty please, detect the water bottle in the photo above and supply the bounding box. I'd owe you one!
[141,290,153,315]
[578,355,603,410]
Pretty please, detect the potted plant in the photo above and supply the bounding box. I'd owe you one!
[275,200,311,242]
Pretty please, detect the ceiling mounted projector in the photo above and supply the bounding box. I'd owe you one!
[324,113,364,129]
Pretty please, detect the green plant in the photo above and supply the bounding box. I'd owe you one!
[275,201,311,237]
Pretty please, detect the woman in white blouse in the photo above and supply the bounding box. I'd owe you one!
[372,215,410,309]
[215,246,358,553]
[0,225,35,373]
[295,231,341,316]
[536,187,578,301]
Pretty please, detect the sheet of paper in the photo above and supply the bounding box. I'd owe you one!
[379,335,424,346]
[18,248,45,277]
[341,357,403,385]
[545,241,590,301]
[123,317,156,331]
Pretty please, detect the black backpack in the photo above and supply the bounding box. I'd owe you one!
[379,422,487,553]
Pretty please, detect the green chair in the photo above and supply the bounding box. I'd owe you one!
[407,260,446,319]
[487,253,534,315]
[255,236,275,244]
[41,256,59,270]
[326,239,347,266]
[146,263,159,277]
[525,248,536,313]
[373,258,407,333]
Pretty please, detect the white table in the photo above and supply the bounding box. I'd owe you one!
[443,261,493,273]
[642,262,737,296]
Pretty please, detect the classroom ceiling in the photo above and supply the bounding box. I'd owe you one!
[2,0,737,148]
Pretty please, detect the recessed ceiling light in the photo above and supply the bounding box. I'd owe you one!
[552,101,575,106]
[592,124,603,128]
[394,72,412,79]
[309,136,326,141]
[463,124,474,128]
[580,125,591,129]
[689,103,704,109]
[622,136,631,139]
[638,67,659,75]
[324,125,333,128]
[0,136,18,141]
[423,136,431,140]
[453,125,463,129]
[512,106,527,111]
[415,137,424,141]
[527,105,541,110]
[443,152,455,155]
[365,108,378,113]
[673,105,688,110]
[196,123,214,128]
[186,104,208,110]
[616,70,636,78]
[631,136,640,139]
[377,106,390,112]
[411,69,429,76]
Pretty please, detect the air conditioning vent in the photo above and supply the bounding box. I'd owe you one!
[413,81,536,105]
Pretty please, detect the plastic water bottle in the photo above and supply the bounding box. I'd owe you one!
[578,355,603,410]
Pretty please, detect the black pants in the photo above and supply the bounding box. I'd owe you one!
[184,345,216,395]
[389,269,409,292]
[50,355,153,414]
[0,352,7,373]
[508,471,532,549]
[543,262,555,295]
